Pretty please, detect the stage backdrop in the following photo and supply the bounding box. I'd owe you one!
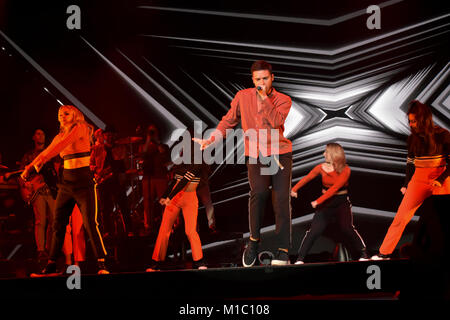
[0,0,449,243]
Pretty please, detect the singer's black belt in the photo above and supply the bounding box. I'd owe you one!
[63,152,91,160]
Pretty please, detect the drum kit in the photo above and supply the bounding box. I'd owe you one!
[114,135,145,222]
[114,136,144,176]
[115,136,143,145]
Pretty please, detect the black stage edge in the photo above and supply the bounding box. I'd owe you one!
[0,259,415,299]
[2,259,449,318]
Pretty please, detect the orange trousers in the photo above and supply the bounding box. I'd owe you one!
[380,166,450,255]
[152,191,203,262]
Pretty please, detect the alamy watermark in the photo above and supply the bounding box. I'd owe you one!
[366,264,381,290]
[66,5,381,31]
[66,265,81,290]
[367,5,381,30]
[66,5,81,30]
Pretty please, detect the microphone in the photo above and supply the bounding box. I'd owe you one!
[256,86,262,91]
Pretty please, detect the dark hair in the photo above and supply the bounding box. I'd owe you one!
[251,60,272,74]
[32,128,45,137]
[147,124,159,136]
[407,100,438,154]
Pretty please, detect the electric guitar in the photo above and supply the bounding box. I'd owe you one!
[18,174,47,205]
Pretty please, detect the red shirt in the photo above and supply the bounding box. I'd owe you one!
[292,164,351,205]
[211,88,292,157]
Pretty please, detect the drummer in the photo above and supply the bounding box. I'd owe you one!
[139,124,171,235]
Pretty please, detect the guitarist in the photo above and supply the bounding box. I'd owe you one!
[19,129,70,264]
[90,126,131,237]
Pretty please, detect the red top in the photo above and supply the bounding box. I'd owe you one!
[211,88,292,157]
[292,163,350,205]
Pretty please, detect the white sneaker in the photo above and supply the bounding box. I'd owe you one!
[359,257,370,261]
[270,250,290,266]
[271,259,290,266]
[294,260,304,265]
[370,254,390,260]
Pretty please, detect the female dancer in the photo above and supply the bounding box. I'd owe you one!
[291,143,368,264]
[22,105,108,275]
[372,101,449,260]
[146,136,207,271]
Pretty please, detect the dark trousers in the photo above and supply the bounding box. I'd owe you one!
[411,195,450,263]
[297,195,365,260]
[142,176,168,231]
[49,167,107,261]
[197,183,215,228]
[97,177,131,234]
[247,152,292,250]
[401,194,450,299]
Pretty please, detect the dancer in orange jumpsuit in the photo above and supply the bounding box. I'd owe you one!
[146,137,208,271]
[372,101,449,260]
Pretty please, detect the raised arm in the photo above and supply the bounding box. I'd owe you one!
[292,164,322,194]
[195,92,241,150]
[25,124,84,176]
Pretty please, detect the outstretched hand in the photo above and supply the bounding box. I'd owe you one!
[20,165,34,181]
[290,191,298,198]
[159,198,171,206]
[192,138,212,151]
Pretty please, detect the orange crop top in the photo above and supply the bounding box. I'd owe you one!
[32,123,91,166]
[292,163,350,205]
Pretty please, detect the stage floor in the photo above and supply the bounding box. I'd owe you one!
[0,259,406,300]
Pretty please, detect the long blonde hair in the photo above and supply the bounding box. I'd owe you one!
[326,143,346,173]
[59,105,94,143]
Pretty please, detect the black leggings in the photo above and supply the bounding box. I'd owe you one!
[49,167,107,261]
[297,195,365,260]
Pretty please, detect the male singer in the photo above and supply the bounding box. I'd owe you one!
[194,60,293,266]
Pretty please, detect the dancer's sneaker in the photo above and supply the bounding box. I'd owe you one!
[193,258,208,270]
[271,250,290,266]
[146,260,161,272]
[359,247,370,261]
[97,260,110,275]
[370,253,390,260]
[242,239,259,267]
[30,262,61,277]
[359,257,370,261]
[294,260,305,265]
